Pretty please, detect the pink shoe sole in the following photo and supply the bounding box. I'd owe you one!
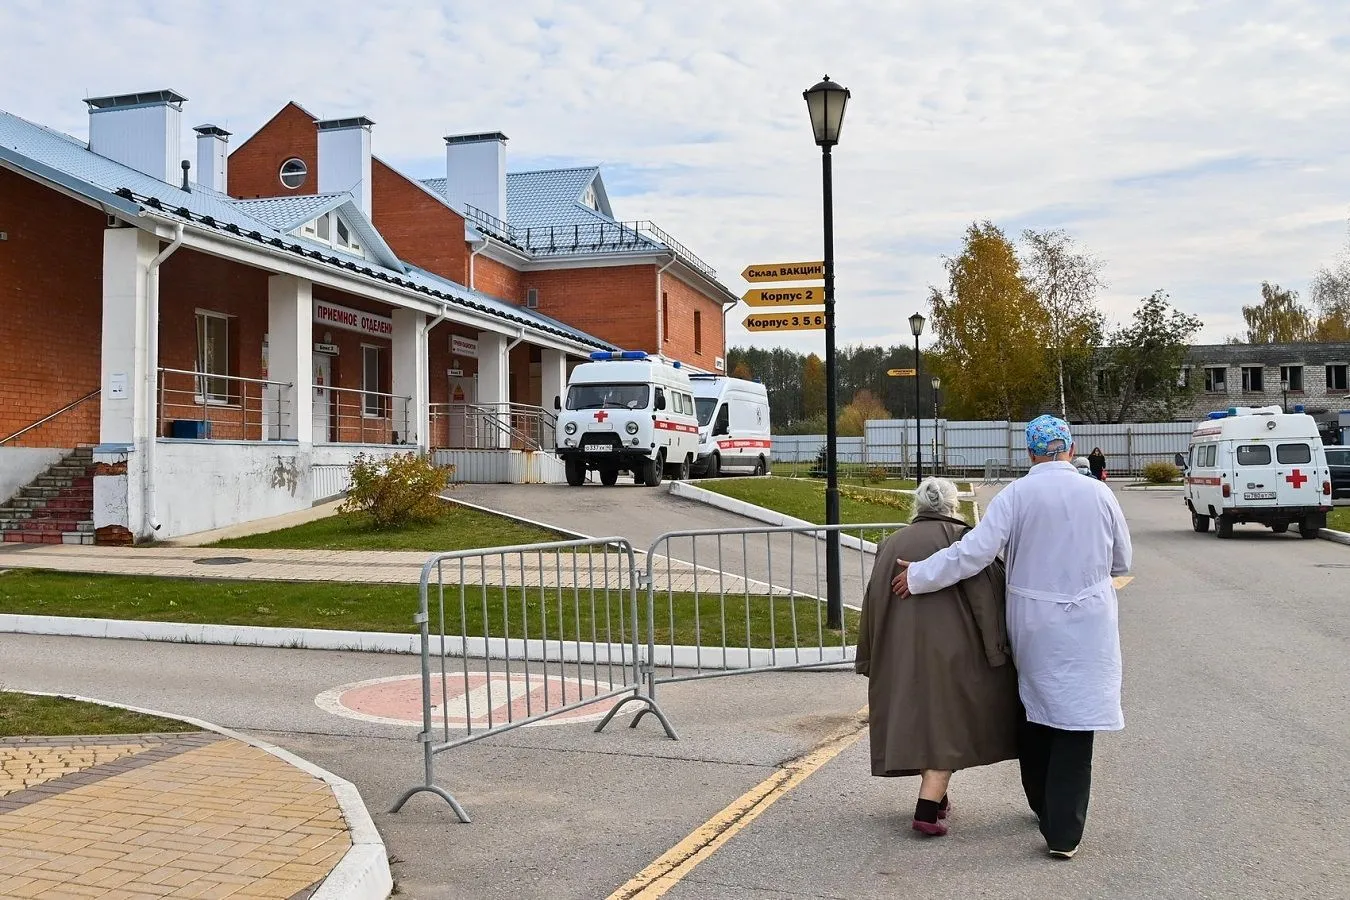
[911,819,949,836]
[938,802,952,820]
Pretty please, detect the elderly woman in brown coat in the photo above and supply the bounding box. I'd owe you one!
[856,477,1022,836]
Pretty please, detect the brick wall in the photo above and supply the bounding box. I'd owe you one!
[522,265,658,354]
[0,169,105,447]
[311,288,396,443]
[227,103,318,200]
[660,270,726,370]
[473,255,524,303]
[157,249,271,441]
[371,160,469,286]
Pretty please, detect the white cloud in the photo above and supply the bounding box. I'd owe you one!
[4,0,1349,351]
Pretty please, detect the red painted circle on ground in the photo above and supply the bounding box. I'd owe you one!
[316,672,631,728]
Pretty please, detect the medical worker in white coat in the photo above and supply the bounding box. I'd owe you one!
[892,415,1132,859]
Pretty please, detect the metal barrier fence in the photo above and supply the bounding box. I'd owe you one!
[392,523,909,821]
[389,537,676,823]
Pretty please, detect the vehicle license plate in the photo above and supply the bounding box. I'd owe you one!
[586,444,613,452]
[1243,491,1275,500]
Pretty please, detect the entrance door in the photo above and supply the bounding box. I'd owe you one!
[313,354,333,443]
[448,374,476,448]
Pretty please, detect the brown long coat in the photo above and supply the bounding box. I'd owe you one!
[855,514,1022,776]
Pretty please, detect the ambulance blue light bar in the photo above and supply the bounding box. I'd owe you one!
[589,350,649,361]
[1207,411,1229,420]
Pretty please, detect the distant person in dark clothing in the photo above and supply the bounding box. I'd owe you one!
[1088,448,1107,482]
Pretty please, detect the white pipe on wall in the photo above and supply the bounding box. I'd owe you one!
[142,224,183,538]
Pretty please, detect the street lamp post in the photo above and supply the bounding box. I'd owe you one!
[804,75,850,631]
[1281,377,1289,413]
[931,375,941,475]
[910,312,926,483]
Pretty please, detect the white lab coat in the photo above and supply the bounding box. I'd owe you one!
[906,461,1133,731]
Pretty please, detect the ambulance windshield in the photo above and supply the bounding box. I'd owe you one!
[694,398,717,426]
[566,384,649,411]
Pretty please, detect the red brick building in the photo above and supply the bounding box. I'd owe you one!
[0,88,734,544]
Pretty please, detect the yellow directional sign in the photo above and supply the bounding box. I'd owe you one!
[743,311,826,332]
[887,368,917,377]
[742,286,825,307]
[741,261,826,283]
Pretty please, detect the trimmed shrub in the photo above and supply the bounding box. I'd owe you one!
[1141,461,1181,484]
[341,453,454,528]
[865,466,888,484]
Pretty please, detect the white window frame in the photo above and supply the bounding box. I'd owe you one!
[362,344,386,418]
[195,309,233,406]
[1204,366,1227,393]
[1240,365,1264,393]
[279,158,308,190]
[300,211,365,258]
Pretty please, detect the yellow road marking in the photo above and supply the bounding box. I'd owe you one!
[607,707,869,900]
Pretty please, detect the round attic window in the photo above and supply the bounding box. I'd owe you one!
[279,158,308,190]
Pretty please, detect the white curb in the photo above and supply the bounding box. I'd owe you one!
[1320,528,1350,546]
[0,614,857,671]
[0,689,392,900]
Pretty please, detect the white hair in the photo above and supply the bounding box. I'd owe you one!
[912,477,960,520]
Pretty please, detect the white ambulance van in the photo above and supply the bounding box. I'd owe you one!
[1183,406,1333,539]
[687,375,772,477]
[553,351,700,487]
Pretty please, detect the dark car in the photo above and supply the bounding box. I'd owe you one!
[1327,447,1350,502]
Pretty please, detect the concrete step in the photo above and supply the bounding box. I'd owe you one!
[35,475,77,489]
[0,509,33,521]
[14,519,91,533]
[3,531,62,544]
[20,486,59,499]
[46,497,93,511]
[62,532,95,545]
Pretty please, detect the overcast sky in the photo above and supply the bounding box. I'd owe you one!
[4,0,1349,351]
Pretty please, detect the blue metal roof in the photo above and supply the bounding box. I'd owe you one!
[0,108,614,350]
[231,193,347,231]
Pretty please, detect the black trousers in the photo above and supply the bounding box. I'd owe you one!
[1019,720,1095,851]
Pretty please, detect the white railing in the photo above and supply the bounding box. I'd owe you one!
[430,402,556,451]
[157,368,293,442]
[313,384,413,446]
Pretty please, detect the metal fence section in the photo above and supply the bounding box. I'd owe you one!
[772,419,1198,478]
[634,523,906,725]
[389,537,676,823]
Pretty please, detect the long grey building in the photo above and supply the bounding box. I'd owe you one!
[1179,342,1350,420]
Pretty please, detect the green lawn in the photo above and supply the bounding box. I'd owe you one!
[0,570,857,649]
[0,692,199,737]
[212,506,562,552]
[699,476,976,532]
[1328,507,1350,532]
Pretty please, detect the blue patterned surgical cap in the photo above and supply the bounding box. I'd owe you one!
[1026,415,1073,456]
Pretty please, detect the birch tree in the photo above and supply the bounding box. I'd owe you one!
[1021,229,1105,417]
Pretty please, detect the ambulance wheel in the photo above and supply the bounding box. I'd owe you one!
[1299,518,1320,539]
[667,455,690,481]
[707,453,721,479]
[565,458,586,487]
[1270,522,1289,534]
[643,454,664,488]
[1215,515,1234,539]
[754,456,767,477]
[599,466,620,487]
[1191,512,1210,533]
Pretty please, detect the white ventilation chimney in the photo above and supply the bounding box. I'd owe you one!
[193,124,230,193]
[317,117,373,214]
[444,132,508,222]
[84,90,187,184]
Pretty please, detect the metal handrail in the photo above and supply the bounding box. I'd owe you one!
[158,368,294,442]
[0,388,101,446]
[430,402,557,451]
[160,367,293,388]
[313,383,413,445]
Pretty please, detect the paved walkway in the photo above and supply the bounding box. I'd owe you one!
[0,730,351,899]
[0,544,794,596]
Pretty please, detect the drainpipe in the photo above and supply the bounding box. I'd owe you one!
[468,237,489,290]
[142,224,184,539]
[655,252,677,348]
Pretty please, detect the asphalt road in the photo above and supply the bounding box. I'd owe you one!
[2,486,1348,899]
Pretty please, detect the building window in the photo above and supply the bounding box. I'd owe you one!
[195,311,231,404]
[662,292,669,343]
[1177,366,1191,388]
[1095,369,1118,395]
[1280,365,1304,392]
[1241,365,1264,393]
[362,345,385,417]
[1328,364,1349,392]
[301,212,364,257]
[279,158,308,190]
[581,184,598,210]
[693,310,703,355]
[1205,366,1227,393]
